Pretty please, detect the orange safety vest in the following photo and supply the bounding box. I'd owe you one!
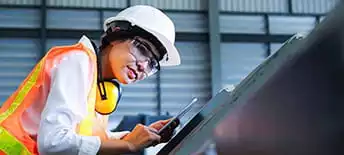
[0,43,108,155]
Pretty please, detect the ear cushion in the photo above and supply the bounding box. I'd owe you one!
[111,80,122,103]
[95,80,122,115]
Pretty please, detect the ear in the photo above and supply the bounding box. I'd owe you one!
[111,79,123,103]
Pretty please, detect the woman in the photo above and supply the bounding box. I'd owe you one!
[0,5,180,155]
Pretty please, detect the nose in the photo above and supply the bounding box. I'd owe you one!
[137,61,149,72]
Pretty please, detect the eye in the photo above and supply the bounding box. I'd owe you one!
[133,39,155,58]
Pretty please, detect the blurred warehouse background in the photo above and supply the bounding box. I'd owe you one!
[0,0,339,141]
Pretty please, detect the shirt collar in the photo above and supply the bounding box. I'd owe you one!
[78,35,96,53]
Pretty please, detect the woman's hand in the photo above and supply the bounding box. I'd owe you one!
[149,119,171,131]
[149,119,176,143]
[121,124,161,152]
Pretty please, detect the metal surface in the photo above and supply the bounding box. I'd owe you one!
[157,90,231,155]
[208,0,222,96]
[214,2,344,154]
[163,33,305,155]
[156,1,344,154]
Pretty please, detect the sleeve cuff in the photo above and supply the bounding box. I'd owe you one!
[78,136,101,155]
[107,131,130,140]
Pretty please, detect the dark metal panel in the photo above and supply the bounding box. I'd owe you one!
[221,42,266,90]
[220,0,288,13]
[166,12,208,33]
[0,38,39,105]
[105,11,210,33]
[0,8,40,28]
[160,41,211,115]
[269,16,316,34]
[46,0,127,8]
[220,15,265,34]
[130,0,207,10]
[46,9,101,30]
[0,0,41,5]
[291,0,338,14]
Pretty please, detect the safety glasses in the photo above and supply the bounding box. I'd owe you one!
[129,37,161,76]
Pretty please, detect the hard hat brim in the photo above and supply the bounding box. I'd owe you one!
[143,26,181,66]
[104,16,181,67]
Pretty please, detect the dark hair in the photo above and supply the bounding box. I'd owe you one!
[100,21,167,61]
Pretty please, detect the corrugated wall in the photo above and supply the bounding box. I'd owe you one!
[0,0,41,5]
[46,0,127,8]
[160,42,211,115]
[220,15,265,34]
[0,38,39,104]
[166,12,208,33]
[291,0,339,14]
[1,0,340,14]
[220,0,288,13]
[268,16,316,34]
[0,8,40,28]
[130,0,206,10]
[221,43,266,89]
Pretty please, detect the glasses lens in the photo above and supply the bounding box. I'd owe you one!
[132,39,153,58]
[131,39,160,75]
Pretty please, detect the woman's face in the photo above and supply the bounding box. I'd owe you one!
[101,38,160,84]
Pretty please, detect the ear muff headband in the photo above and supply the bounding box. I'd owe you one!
[90,40,122,115]
[95,79,122,115]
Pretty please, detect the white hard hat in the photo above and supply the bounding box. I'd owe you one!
[103,5,181,66]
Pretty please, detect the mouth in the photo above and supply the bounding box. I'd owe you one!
[127,66,138,80]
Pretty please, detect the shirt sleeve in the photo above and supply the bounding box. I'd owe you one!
[106,131,130,140]
[37,51,101,155]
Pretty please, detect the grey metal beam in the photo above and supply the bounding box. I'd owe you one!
[264,14,271,57]
[40,0,47,59]
[315,16,321,25]
[0,4,330,16]
[221,34,292,43]
[288,0,293,13]
[0,28,294,43]
[208,0,221,96]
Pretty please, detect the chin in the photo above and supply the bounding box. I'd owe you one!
[118,78,130,84]
[117,76,135,85]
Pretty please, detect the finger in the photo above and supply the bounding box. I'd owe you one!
[150,135,161,144]
[150,119,170,127]
[146,126,160,139]
[148,132,161,146]
[149,122,165,131]
[163,119,171,123]
[160,119,172,126]
[134,123,145,130]
[147,127,159,134]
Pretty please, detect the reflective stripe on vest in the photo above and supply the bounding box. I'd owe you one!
[0,43,99,154]
[0,127,31,155]
[0,60,43,155]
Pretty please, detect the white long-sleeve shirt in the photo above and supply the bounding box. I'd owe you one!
[20,36,128,155]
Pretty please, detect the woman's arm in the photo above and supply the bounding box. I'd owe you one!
[38,52,101,155]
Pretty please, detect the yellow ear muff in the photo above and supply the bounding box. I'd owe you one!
[95,80,122,115]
